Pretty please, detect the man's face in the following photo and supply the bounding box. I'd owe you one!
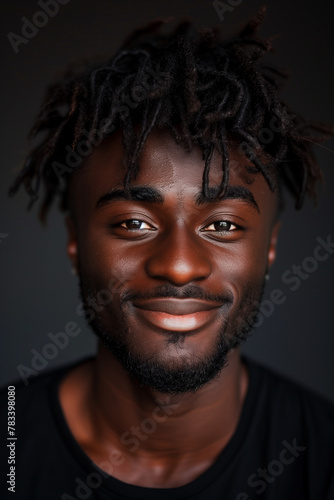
[67,129,280,393]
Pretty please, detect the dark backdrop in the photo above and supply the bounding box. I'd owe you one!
[0,0,333,400]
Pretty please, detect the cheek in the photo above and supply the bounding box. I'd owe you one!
[77,228,144,294]
[212,238,269,290]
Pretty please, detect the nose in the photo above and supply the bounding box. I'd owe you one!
[145,226,212,286]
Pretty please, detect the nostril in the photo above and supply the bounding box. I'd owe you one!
[145,246,212,286]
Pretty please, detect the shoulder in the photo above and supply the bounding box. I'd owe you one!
[246,355,333,404]
[232,358,334,499]
[0,357,93,423]
[0,359,93,499]
[244,356,334,458]
[245,355,334,418]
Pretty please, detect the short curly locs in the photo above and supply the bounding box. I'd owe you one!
[8,7,333,222]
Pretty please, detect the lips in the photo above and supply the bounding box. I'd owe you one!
[132,298,223,332]
[133,298,221,315]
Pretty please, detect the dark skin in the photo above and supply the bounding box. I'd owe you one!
[60,129,280,488]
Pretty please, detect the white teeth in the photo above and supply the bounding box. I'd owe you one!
[137,309,216,332]
[160,314,199,330]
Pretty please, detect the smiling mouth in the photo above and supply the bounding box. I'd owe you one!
[132,298,224,332]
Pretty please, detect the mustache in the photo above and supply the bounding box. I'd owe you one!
[120,284,233,305]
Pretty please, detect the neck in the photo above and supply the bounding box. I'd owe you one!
[88,343,248,457]
[59,343,249,487]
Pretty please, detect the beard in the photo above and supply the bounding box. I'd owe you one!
[79,272,265,395]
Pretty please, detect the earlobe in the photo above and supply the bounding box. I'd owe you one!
[267,221,281,269]
[65,215,78,273]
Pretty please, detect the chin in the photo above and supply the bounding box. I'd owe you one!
[95,324,233,394]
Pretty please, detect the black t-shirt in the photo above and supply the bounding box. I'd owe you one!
[1,357,334,500]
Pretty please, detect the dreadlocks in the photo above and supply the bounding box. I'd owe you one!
[8,7,333,222]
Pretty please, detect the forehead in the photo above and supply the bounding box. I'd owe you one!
[69,128,278,218]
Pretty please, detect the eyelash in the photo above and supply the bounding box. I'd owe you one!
[119,219,155,231]
[202,221,238,233]
[117,219,239,233]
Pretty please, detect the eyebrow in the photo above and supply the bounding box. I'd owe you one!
[95,187,164,209]
[95,185,259,212]
[195,186,259,212]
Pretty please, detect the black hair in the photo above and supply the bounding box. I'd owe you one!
[8,7,333,222]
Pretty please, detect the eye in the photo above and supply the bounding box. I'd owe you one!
[119,219,155,231]
[203,220,238,232]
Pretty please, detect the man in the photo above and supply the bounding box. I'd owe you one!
[1,9,334,500]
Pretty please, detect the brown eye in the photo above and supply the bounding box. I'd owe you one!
[204,221,237,232]
[120,219,153,230]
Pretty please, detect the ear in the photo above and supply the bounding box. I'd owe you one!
[267,220,281,270]
[65,215,78,273]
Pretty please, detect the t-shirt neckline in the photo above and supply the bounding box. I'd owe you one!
[50,356,260,500]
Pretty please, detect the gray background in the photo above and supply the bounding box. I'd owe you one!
[0,0,333,400]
